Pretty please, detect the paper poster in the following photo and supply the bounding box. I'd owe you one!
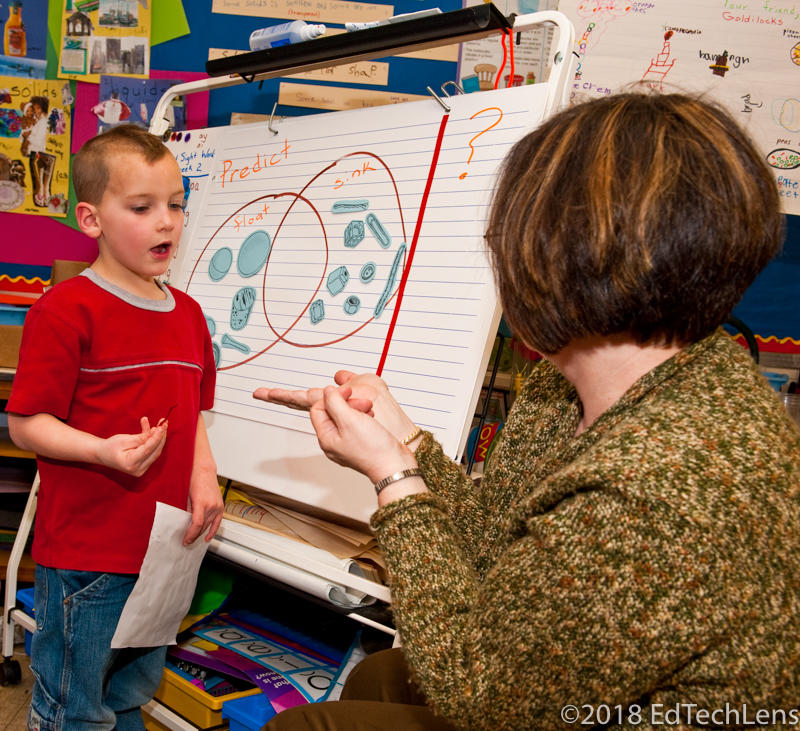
[459,0,559,90]
[211,0,393,25]
[95,75,185,134]
[71,70,210,155]
[0,0,48,78]
[0,77,72,216]
[556,0,800,215]
[58,0,150,83]
[278,81,426,111]
[150,0,190,47]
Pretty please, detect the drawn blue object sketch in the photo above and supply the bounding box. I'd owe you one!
[327,266,349,296]
[374,243,406,318]
[344,220,365,248]
[343,295,361,315]
[238,230,272,277]
[359,262,376,283]
[310,299,325,324]
[221,333,250,353]
[365,212,391,248]
[209,247,233,281]
[331,199,369,213]
[231,287,256,330]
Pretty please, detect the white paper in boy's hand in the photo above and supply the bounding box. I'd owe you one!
[111,502,209,649]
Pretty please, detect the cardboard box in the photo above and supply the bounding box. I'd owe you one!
[0,324,23,369]
[52,259,90,286]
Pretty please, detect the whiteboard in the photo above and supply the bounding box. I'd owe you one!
[165,83,549,523]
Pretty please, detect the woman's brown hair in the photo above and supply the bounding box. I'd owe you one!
[486,91,783,354]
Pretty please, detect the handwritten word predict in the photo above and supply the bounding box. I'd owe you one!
[221,139,290,188]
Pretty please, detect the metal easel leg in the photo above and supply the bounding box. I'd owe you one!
[2,472,39,685]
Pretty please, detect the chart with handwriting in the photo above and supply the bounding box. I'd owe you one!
[167,84,548,459]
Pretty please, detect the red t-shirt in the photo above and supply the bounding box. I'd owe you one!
[7,270,216,573]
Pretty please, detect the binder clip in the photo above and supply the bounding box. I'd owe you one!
[440,80,464,97]
[425,86,450,113]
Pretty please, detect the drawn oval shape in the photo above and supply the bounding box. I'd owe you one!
[208,247,233,281]
[237,230,272,278]
[359,261,376,283]
[212,341,221,368]
[779,98,800,133]
[205,315,216,337]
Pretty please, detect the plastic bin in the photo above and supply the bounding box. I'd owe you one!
[153,667,260,729]
[222,693,277,731]
[16,586,35,655]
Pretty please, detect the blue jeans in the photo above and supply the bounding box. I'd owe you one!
[28,565,167,731]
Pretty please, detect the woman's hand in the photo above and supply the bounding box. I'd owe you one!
[330,371,420,446]
[253,376,373,416]
[254,371,422,449]
[310,385,417,484]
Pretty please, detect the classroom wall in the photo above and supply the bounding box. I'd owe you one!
[0,0,797,355]
[0,0,463,267]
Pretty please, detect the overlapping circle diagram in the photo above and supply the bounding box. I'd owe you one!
[186,152,408,371]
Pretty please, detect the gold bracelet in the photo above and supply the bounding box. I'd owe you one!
[400,426,423,446]
[373,467,423,495]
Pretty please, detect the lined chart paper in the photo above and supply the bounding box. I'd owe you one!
[169,83,548,461]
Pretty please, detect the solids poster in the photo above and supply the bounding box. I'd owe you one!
[0,77,73,216]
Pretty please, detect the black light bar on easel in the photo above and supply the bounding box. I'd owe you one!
[204,4,513,80]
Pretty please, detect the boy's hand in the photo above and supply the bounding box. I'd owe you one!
[183,470,224,545]
[96,416,168,477]
[183,416,223,545]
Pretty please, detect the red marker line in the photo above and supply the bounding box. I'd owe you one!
[376,113,450,377]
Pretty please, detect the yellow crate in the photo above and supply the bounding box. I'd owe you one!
[153,667,259,729]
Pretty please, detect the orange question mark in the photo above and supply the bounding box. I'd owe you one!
[460,107,503,180]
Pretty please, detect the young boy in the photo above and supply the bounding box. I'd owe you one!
[7,124,223,730]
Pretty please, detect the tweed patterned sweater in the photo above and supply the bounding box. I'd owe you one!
[371,331,800,730]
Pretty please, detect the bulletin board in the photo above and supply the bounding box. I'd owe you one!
[1,0,466,268]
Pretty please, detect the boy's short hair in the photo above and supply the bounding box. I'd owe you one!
[73,125,171,205]
[486,91,783,354]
